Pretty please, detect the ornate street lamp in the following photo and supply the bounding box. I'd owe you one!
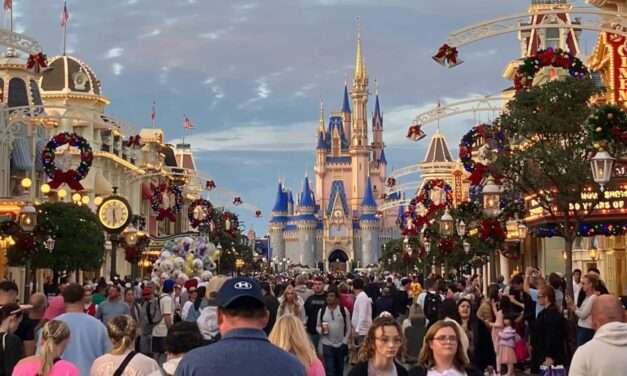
[19,204,37,232]
[505,219,520,242]
[456,220,467,237]
[482,176,501,217]
[44,236,55,252]
[439,209,454,236]
[123,224,138,246]
[518,221,528,240]
[590,150,615,191]
[463,240,470,254]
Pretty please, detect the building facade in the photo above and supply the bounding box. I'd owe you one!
[269,32,390,271]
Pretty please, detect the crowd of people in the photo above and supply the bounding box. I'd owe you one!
[0,265,626,375]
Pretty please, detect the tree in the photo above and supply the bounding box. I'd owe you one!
[7,202,105,273]
[205,209,253,273]
[492,77,601,294]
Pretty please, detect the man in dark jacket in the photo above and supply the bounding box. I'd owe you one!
[260,281,279,335]
[304,277,327,352]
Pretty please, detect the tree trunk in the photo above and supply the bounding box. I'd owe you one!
[564,236,574,298]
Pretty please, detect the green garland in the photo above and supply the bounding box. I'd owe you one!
[585,104,627,152]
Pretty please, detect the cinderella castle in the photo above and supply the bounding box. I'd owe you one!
[269,30,391,271]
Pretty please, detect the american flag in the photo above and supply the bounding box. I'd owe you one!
[60,1,69,27]
[151,101,156,127]
[183,115,194,129]
[3,0,11,11]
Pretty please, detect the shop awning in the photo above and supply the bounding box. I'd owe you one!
[95,171,113,196]
[10,137,32,171]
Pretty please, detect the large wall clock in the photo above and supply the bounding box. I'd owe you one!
[97,195,132,233]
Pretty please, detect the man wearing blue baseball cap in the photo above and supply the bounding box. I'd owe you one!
[175,277,306,376]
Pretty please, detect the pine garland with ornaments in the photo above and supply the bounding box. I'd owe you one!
[150,183,183,222]
[459,122,507,186]
[41,132,93,191]
[585,104,627,153]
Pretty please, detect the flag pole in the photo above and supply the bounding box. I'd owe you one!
[151,100,156,129]
[9,4,12,33]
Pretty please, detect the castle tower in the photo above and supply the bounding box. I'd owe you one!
[359,176,380,266]
[520,0,580,58]
[350,25,370,212]
[295,176,317,267]
[371,89,386,197]
[269,182,288,260]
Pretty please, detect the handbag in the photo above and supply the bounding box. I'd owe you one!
[539,365,565,376]
[514,338,529,362]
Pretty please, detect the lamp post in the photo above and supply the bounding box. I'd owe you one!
[439,208,454,237]
[19,204,37,301]
[482,176,501,282]
[456,220,467,237]
[590,150,615,191]
[216,244,223,274]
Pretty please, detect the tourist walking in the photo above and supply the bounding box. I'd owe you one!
[96,285,130,324]
[348,316,408,376]
[261,281,280,335]
[12,320,80,376]
[566,272,600,347]
[16,293,47,356]
[91,315,160,375]
[408,320,482,376]
[0,303,24,375]
[278,284,306,323]
[54,284,111,375]
[304,277,327,352]
[496,316,518,376]
[351,278,372,347]
[176,277,306,375]
[530,285,565,373]
[569,295,627,376]
[456,298,495,372]
[269,314,325,376]
[152,280,175,363]
[317,288,351,376]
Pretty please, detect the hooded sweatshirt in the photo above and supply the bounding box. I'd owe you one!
[569,321,627,376]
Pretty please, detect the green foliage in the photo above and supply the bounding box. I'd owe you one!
[207,209,253,273]
[493,77,599,230]
[7,202,105,272]
[584,104,627,155]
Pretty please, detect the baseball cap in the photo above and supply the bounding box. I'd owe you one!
[216,277,265,308]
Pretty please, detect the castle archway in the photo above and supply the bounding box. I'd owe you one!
[328,249,349,273]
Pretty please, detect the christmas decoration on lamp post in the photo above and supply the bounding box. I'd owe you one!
[585,105,627,191]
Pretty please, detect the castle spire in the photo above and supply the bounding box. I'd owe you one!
[342,84,351,113]
[353,18,367,83]
[319,98,326,133]
[361,176,377,208]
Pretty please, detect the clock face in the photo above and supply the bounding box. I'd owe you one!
[97,197,131,232]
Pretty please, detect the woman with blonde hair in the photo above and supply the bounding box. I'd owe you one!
[90,315,160,375]
[269,314,325,376]
[278,284,306,323]
[408,320,482,376]
[348,315,408,376]
[13,320,80,376]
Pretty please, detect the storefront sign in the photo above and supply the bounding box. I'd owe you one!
[528,187,627,216]
[607,33,627,105]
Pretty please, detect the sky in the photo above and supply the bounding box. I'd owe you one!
[6,0,598,233]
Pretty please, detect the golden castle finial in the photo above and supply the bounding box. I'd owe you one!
[319,97,325,132]
[353,17,367,83]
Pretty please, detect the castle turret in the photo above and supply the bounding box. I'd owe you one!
[287,189,294,216]
[350,24,370,212]
[359,176,380,266]
[269,182,289,260]
[293,176,318,267]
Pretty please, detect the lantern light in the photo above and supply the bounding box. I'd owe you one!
[439,209,454,236]
[21,177,32,189]
[123,224,138,246]
[463,240,470,254]
[590,150,615,191]
[81,195,90,205]
[57,189,67,199]
[40,184,51,194]
[456,220,467,237]
[72,193,81,202]
[19,204,37,232]
[482,176,502,217]
[94,196,103,206]
[518,221,528,240]
[44,236,56,252]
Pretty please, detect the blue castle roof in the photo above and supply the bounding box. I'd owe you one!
[272,182,288,213]
[362,176,377,207]
[327,180,349,216]
[379,149,387,164]
[373,94,382,120]
[287,190,294,206]
[316,131,326,149]
[300,176,316,208]
[342,84,351,113]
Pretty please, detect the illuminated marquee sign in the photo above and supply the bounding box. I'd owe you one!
[607,33,627,105]
[528,186,627,217]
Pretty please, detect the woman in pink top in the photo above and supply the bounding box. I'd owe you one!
[13,320,80,376]
[269,315,326,376]
[338,282,354,315]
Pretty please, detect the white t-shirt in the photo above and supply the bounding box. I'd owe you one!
[152,294,174,337]
[426,368,466,376]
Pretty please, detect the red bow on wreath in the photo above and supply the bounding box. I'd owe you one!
[157,208,177,222]
[48,169,84,191]
[432,43,463,68]
[27,53,48,74]
[468,163,488,186]
[407,122,426,141]
[128,135,142,147]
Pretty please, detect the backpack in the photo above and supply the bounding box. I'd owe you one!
[143,295,163,327]
[423,292,442,324]
[318,305,348,336]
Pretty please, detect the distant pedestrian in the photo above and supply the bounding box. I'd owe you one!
[96,285,130,324]
[304,277,327,352]
[152,280,175,363]
[148,321,204,376]
[566,272,601,347]
[0,303,24,375]
[317,287,351,376]
[175,277,306,376]
[278,284,306,323]
[261,281,279,335]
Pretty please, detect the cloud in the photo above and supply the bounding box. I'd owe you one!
[105,47,124,59]
[199,28,231,40]
[210,85,225,109]
[159,66,170,84]
[203,77,216,85]
[138,29,161,39]
[294,83,318,97]
[112,63,124,76]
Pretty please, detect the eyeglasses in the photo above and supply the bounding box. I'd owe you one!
[375,337,403,345]
[433,336,458,344]
[537,295,546,298]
